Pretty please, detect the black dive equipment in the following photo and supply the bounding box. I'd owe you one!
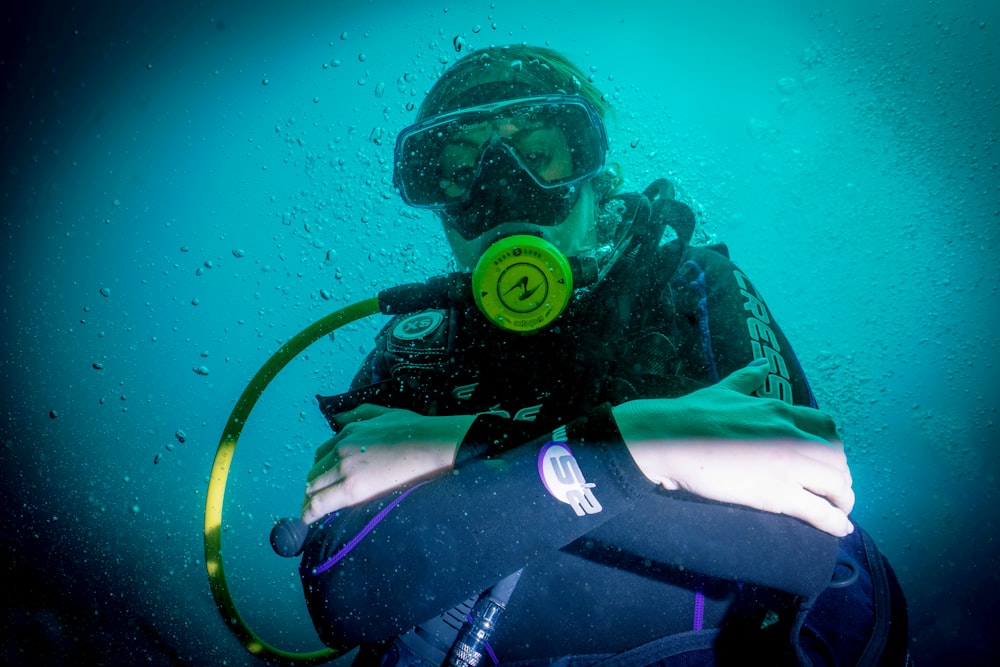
[472,234,596,333]
[204,258,596,664]
[204,181,676,665]
[446,570,522,667]
[206,184,673,662]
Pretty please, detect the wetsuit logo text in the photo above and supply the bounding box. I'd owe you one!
[733,269,794,404]
[538,442,603,517]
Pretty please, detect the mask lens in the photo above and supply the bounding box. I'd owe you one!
[394,96,607,210]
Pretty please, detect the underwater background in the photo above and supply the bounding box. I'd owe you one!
[2,0,997,665]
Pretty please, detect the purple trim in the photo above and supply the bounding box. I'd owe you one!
[693,589,705,631]
[310,481,429,576]
[458,612,499,664]
[484,640,499,664]
[537,441,569,497]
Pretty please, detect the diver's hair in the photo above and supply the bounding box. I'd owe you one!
[418,44,612,120]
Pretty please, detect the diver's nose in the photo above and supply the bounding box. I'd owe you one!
[472,141,533,204]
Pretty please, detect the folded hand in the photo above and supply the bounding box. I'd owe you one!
[301,404,474,524]
[614,361,855,536]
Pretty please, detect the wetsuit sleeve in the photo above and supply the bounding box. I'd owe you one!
[300,406,651,650]
[681,246,817,407]
[299,402,838,651]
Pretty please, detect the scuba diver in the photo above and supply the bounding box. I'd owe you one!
[290,44,911,666]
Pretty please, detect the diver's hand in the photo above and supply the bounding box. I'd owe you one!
[614,361,855,537]
[301,404,474,525]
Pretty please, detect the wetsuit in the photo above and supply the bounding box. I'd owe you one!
[299,197,909,666]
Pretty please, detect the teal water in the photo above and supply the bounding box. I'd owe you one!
[2,1,997,665]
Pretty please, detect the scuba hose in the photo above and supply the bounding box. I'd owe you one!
[204,275,469,665]
[202,193,677,663]
[204,296,378,665]
[203,245,587,663]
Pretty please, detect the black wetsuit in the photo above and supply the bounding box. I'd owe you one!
[299,198,909,666]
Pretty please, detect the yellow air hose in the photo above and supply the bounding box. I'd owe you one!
[204,297,380,665]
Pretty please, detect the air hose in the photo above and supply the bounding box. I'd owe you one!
[204,297,378,664]
[204,274,470,664]
[204,237,594,663]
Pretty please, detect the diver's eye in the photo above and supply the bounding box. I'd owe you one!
[439,165,476,197]
[522,151,553,173]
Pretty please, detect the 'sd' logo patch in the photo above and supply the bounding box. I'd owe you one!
[392,311,444,341]
[538,441,603,517]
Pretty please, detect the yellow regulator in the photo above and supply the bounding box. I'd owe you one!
[472,234,574,334]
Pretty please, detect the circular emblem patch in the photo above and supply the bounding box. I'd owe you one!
[392,311,444,341]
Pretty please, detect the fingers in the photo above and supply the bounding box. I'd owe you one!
[301,467,354,524]
[780,443,855,535]
[782,490,854,537]
[312,435,341,465]
[787,405,841,443]
[330,403,392,429]
[798,442,855,516]
[314,404,390,462]
[717,359,770,395]
[306,454,342,487]
[302,486,342,525]
[717,362,841,445]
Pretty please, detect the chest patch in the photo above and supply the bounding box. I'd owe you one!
[392,311,445,341]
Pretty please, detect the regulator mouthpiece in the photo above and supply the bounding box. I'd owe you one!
[471,235,573,333]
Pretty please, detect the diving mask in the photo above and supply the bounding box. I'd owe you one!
[393,94,609,234]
